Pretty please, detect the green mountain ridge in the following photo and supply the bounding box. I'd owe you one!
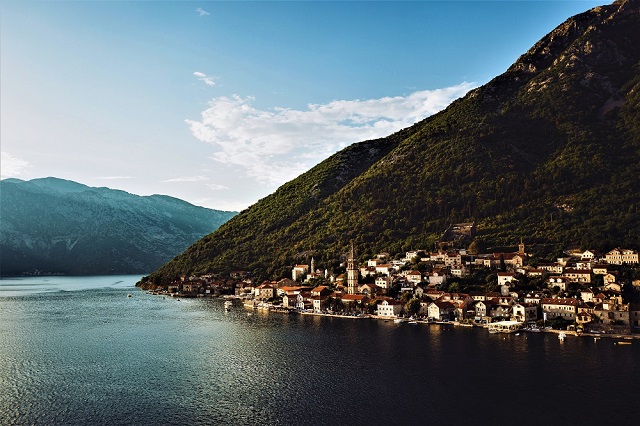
[143,0,640,286]
[0,177,237,275]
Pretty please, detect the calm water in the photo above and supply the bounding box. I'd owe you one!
[1,276,639,425]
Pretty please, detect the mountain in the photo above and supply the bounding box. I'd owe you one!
[142,0,640,286]
[0,177,236,275]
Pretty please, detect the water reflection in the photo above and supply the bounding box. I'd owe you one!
[2,279,640,424]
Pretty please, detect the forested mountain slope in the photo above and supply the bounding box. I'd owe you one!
[143,0,640,285]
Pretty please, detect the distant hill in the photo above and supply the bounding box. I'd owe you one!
[143,0,640,286]
[0,177,236,275]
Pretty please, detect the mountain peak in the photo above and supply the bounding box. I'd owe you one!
[146,0,640,283]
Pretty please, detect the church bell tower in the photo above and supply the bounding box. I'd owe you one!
[347,242,358,294]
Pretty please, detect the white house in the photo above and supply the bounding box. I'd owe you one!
[376,299,404,318]
[512,303,538,323]
[497,272,517,287]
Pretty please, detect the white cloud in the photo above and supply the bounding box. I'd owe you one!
[194,197,246,212]
[186,83,476,186]
[207,183,228,191]
[96,176,135,180]
[193,71,216,87]
[163,176,210,183]
[196,7,210,17]
[1,151,31,178]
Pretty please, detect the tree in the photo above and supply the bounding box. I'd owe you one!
[406,298,422,317]
[468,239,486,255]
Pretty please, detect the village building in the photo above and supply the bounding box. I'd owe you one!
[525,268,545,277]
[512,303,538,323]
[296,292,312,311]
[541,297,578,322]
[311,295,329,312]
[292,264,309,281]
[564,268,592,283]
[475,299,499,321]
[427,301,456,321]
[450,264,468,277]
[341,294,368,308]
[580,249,601,262]
[444,252,461,267]
[537,262,564,274]
[548,276,570,292]
[497,272,517,287]
[282,293,297,308]
[375,276,391,293]
[580,289,595,302]
[428,269,447,288]
[405,270,423,285]
[469,291,486,301]
[604,282,622,292]
[359,283,380,297]
[255,282,276,300]
[592,265,609,275]
[593,303,630,326]
[376,299,403,318]
[605,248,639,265]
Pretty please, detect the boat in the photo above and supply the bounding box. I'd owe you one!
[615,341,632,345]
[487,320,523,334]
[394,318,407,324]
[224,300,233,311]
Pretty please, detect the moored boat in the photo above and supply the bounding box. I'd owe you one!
[487,320,523,334]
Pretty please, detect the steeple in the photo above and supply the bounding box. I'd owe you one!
[347,241,358,294]
[311,257,315,274]
[518,239,525,255]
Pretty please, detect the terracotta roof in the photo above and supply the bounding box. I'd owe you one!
[541,297,578,306]
[342,294,366,302]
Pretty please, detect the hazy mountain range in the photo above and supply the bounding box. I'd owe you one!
[0,177,236,275]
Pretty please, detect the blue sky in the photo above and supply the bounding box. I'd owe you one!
[1,1,604,211]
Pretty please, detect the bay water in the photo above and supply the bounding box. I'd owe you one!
[1,275,639,425]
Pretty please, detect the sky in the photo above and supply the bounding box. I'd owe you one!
[1,0,605,212]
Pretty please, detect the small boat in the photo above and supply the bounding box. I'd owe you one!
[224,300,233,311]
[408,321,418,324]
[558,332,566,341]
[127,294,132,298]
[394,318,407,324]
[615,341,632,345]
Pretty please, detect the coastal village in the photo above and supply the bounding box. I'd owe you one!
[148,223,640,338]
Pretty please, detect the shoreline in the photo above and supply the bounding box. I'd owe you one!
[258,305,640,340]
[148,292,639,341]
